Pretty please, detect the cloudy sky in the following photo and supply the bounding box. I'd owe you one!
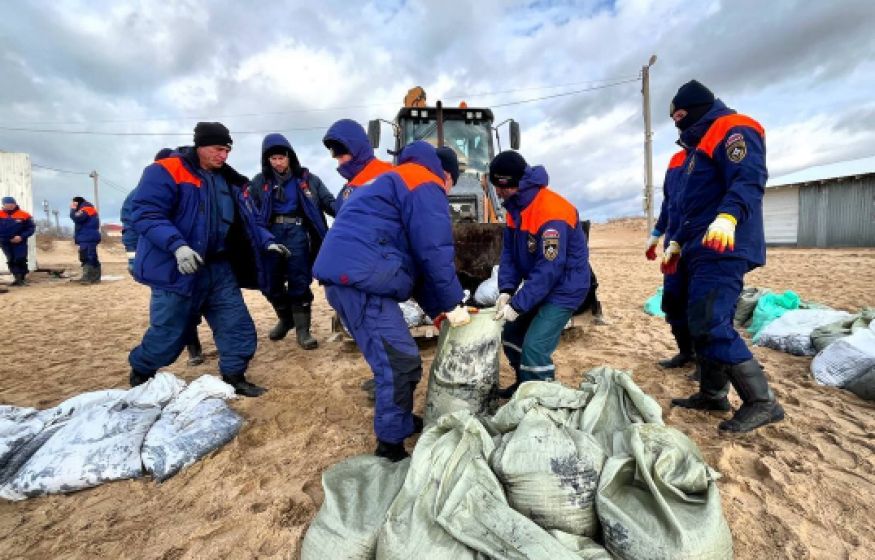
[1,0,873,225]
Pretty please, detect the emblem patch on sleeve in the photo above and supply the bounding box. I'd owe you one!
[725,133,747,163]
[542,228,560,261]
[527,234,537,253]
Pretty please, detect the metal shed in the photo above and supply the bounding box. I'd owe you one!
[0,152,37,272]
[764,172,875,248]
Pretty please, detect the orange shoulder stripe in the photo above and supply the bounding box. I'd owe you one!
[81,206,98,217]
[668,149,687,169]
[349,159,393,187]
[3,210,32,220]
[518,188,578,233]
[157,157,203,188]
[698,114,765,158]
[393,162,447,193]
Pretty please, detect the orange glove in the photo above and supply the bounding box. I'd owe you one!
[660,241,681,275]
[702,213,737,253]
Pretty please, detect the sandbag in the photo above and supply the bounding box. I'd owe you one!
[811,322,875,388]
[142,375,242,482]
[754,308,852,356]
[596,423,734,560]
[577,367,663,454]
[1,373,184,500]
[644,287,665,318]
[490,397,606,537]
[734,286,770,327]
[424,308,502,425]
[399,299,426,328]
[811,309,875,354]
[302,456,411,560]
[0,406,43,477]
[748,290,800,336]
[474,265,500,306]
[377,410,591,560]
[844,366,875,401]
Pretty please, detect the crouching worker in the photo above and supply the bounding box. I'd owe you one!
[490,151,591,399]
[313,141,470,461]
[128,122,289,397]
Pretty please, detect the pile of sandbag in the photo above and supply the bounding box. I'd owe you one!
[754,308,854,356]
[811,321,875,401]
[811,309,875,353]
[303,369,733,560]
[734,286,770,327]
[748,290,800,336]
[0,373,242,500]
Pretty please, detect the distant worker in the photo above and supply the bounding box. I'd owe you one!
[128,122,288,396]
[490,151,591,398]
[69,196,102,285]
[322,118,393,214]
[121,147,204,366]
[664,80,784,432]
[646,148,696,374]
[247,133,336,349]
[313,141,470,462]
[0,196,36,286]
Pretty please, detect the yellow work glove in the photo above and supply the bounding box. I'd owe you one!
[702,213,737,253]
[661,241,682,274]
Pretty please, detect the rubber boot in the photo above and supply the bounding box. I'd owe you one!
[129,369,155,387]
[222,373,267,397]
[719,359,785,432]
[375,440,409,462]
[11,273,26,286]
[78,264,92,284]
[498,381,521,399]
[292,304,318,350]
[268,303,295,341]
[671,357,731,411]
[92,264,102,284]
[186,337,204,366]
[412,414,424,434]
[658,352,694,368]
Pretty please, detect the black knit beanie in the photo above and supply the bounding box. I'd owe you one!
[489,151,527,188]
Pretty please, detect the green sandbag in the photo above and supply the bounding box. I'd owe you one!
[424,308,503,425]
[844,366,875,401]
[748,290,800,336]
[734,287,770,327]
[644,287,666,318]
[811,309,875,354]
[596,424,734,560]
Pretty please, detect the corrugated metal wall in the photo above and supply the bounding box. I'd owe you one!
[763,185,799,244]
[0,153,37,272]
[798,176,875,247]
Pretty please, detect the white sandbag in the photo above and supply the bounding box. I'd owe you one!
[491,403,606,537]
[596,423,734,560]
[378,410,589,560]
[754,308,852,356]
[844,366,875,401]
[0,407,44,478]
[424,308,502,425]
[301,456,411,560]
[2,373,184,500]
[811,322,875,388]
[142,375,241,482]
[399,299,426,327]
[474,265,500,306]
[577,367,663,454]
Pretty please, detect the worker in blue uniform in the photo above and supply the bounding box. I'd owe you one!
[0,196,36,286]
[69,196,102,284]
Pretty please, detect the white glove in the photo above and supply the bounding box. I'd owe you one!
[445,305,471,328]
[174,245,203,275]
[267,243,291,257]
[494,293,511,316]
[495,301,520,322]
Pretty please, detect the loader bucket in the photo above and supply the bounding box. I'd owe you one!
[453,222,504,293]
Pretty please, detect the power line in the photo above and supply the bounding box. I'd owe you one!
[32,162,90,175]
[490,77,641,108]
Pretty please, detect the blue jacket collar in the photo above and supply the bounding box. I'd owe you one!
[397,141,445,180]
[679,99,735,149]
[324,119,375,181]
[260,133,302,180]
[502,165,549,214]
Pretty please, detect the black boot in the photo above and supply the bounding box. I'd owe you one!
[186,338,204,366]
[92,264,102,284]
[78,265,93,284]
[292,304,318,350]
[129,369,155,387]
[688,360,702,381]
[671,358,731,411]
[268,303,295,341]
[361,378,376,401]
[719,359,785,432]
[412,414,424,434]
[375,440,409,462]
[498,381,521,399]
[11,273,26,286]
[658,352,694,368]
[222,373,267,397]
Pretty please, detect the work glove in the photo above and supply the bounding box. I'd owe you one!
[702,213,737,253]
[267,243,291,257]
[495,301,520,323]
[174,245,203,275]
[495,293,511,314]
[645,230,661,261]
[434,305,473,330]
[660,241,681,275]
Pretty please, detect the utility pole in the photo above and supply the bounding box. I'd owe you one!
[88,170,100,212]
[42,199,50,228]
[642,54,657,234]
[52,209,60,232]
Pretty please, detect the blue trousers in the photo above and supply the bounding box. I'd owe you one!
[129,260,256,375]
[686,257,753,364]
[662,257,693,355]
[77,243,100,266]
[269,222,313,307]
[1,241,28,275]
[326,285,421,444]
[502,302,573,383]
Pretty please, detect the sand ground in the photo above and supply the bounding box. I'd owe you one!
[1,223,874,559]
